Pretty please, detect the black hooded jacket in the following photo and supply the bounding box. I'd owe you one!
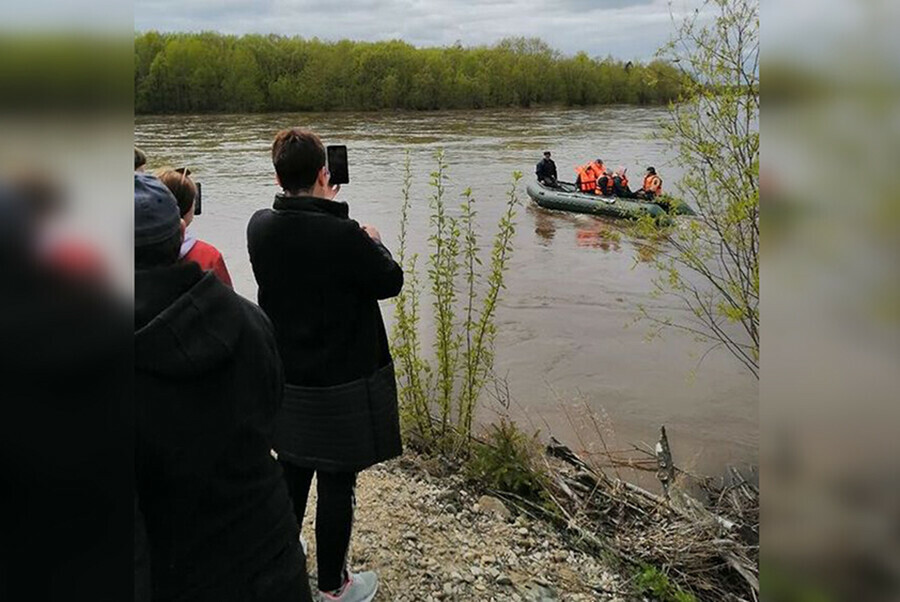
[135,262,299,602]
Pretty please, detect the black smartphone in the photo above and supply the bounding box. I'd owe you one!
[194,182,202,216]
[326,145,349,185]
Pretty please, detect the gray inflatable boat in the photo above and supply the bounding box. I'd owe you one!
[526,181,693,223]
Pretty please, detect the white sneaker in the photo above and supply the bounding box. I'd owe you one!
[319,571,378,602]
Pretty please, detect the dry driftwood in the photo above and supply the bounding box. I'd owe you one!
[542,432,758,602]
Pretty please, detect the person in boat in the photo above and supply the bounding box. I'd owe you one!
[637,166,663,199]
[575,158,605,193]
[596,167,615,196]
[613,166,636,198]
[535,150,558,187]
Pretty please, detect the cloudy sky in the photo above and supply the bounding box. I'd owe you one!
[134,0,707,62]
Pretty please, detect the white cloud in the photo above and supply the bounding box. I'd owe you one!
[134,0,707,61]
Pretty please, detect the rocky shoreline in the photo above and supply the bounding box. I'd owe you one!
[301,453,629,601]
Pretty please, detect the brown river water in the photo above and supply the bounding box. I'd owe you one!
[135,107,757,479]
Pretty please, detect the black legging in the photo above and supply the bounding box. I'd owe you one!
[280,461,357,592]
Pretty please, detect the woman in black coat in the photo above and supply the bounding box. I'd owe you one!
[247,128,403,601]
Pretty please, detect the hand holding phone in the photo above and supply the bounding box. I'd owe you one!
[361,224,381,243]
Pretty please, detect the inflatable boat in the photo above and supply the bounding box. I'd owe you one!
[526,181,694,223]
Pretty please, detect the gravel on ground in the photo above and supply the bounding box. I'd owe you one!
[300,454,630,601]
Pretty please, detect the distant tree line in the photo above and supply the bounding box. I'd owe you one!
[135,33,688,114]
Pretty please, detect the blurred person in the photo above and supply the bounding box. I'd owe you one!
[535,150,557,186]
[575,157,604,193]
[637,166,663,199]
[612,166,635,198]
[155,167,232,287]
[597,167,615,196]
[135,147,147,172]
[134,172,313,602]
[8,169,108,283]
[135,494,152,602]
[247,128,404,602]
[0,180,131,600]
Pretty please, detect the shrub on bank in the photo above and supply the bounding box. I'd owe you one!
[467,418,548,500]
[390,150,521,457]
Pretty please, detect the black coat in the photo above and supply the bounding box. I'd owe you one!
[613,175,635,198]
[247,195,404,471]
[135,263,302,602]
[247,195,403,387]
[535,157,557,181]
[0,253,132,600]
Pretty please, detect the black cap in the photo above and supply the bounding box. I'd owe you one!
[596,158,603,164]
[647,166,656,174]
[134,173,180,247]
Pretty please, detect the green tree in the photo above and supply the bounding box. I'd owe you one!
[222,46,264,112]
[133,32,688,114]
[381,72,401,108]
[637,0,759,377]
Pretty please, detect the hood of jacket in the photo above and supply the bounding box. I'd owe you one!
[272,193,350,218]
[135,262,245,377]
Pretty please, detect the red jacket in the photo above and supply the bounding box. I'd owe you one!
[182,240,232,288]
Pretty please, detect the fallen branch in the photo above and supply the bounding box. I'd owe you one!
[540,431,758,601]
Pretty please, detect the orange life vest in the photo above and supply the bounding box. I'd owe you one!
[642,174,662,195]
[596,174,613,195]
[575,161,603,192]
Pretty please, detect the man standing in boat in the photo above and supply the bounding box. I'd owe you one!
[535,150,558,187]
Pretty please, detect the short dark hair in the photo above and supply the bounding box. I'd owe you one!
[543,151,551,157]
[135,230,182,270]
[272,129,326,193]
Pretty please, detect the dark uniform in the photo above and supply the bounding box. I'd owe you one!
[535,155,558,186]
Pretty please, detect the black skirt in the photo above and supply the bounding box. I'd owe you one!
[273,362,402,472]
